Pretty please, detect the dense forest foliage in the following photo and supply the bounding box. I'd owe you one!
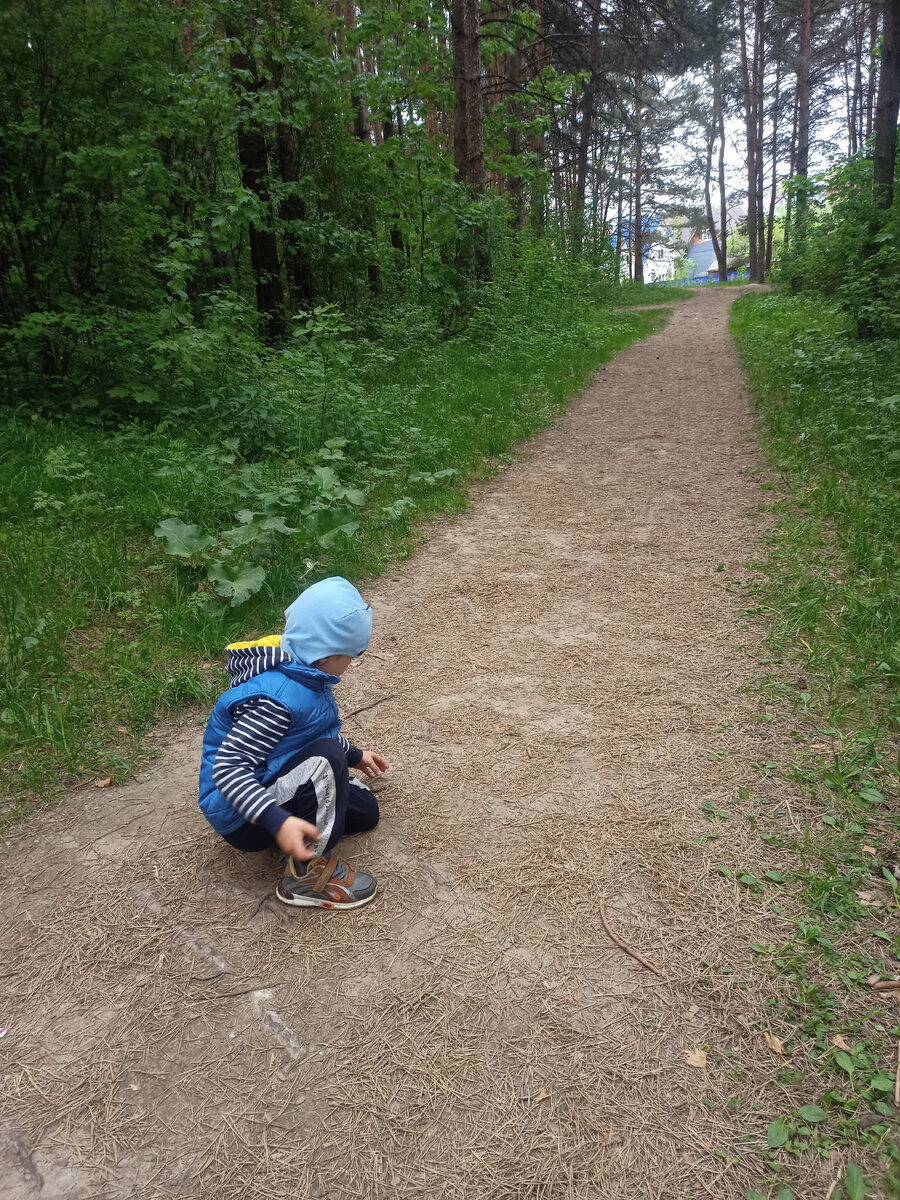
[1,0,898,412]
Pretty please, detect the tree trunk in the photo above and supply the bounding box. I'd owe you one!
[527,0,547,236]
[615,126,625,279]
[452,0,486,191]
[873,0,900,209]
[850,1,864,154]
[717,63,728,281]
[783,83,799,251]
[705,53,728,282]
[573,6,601,250]
[790,0,811,292]
[382,107,406,260]
[738,0,760,283]
[710,59,729,286]
[274,122,314,306]
[227,25,285,341]
[508,41,525,230]
[633,74,644,285]
[451,0,491,277]
[867,5,880,143]
[765,60,781,274]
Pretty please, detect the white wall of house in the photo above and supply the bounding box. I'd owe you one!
[644,242,678,282]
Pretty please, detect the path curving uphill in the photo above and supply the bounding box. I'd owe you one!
[3,286,819,1200]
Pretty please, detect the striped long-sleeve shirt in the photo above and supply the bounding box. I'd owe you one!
[211,695,362,837]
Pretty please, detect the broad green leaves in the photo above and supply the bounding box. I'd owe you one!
[206,561,266,606]
[304,508,361,548]
[796,1104,825,1123]
[843,1163,866,1200]
[154,456,373,604]
[765,1118,789,1148]
[154,518,216,559]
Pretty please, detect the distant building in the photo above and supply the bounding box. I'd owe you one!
[644,240,679,282]
[683,238,745,285]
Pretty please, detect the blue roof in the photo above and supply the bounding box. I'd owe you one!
[686,239,717,275]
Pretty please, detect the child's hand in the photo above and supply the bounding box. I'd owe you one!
[357,750,389,778]
[275,815,321,862]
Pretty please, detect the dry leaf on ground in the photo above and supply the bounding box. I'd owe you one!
[93,777,114,789]
[763,1032,784,1055]
[684,1048,707,1068]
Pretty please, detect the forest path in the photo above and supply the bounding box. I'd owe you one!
[2,286,813,1200]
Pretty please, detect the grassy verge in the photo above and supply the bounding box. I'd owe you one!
[0,301,665,825]
[731,292,900,1199]
[609,281,696,305]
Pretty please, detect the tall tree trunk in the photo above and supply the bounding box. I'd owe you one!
[738,0,760,284]
[227,25,285,341]
[790,0,812,292]
[783,83,799,251]
[274,123,314,306]
[867,5,880,143]
[382,107,406,262]
[703,131,723,279]
[753,0,766,281]
[705,57,728,283]
[873,0,900,209]
[342,2,369,142]
[633,74,644,285]
[508,41,525,229]
[527,0,547,236]
[573,6,601,250]
[484,1,509,192]
[451,0,490,277]
[452,0,486,191]
[850,2,864,153]
[615,125,625,279]
[844,57,855,155]
[717,63,728,281]
[765,60,781,273]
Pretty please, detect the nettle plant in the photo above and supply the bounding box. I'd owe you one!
[154,439,367,606]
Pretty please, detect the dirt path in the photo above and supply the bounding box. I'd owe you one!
[2,287,815,1199]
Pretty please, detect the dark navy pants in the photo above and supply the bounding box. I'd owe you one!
[222,737,379,854]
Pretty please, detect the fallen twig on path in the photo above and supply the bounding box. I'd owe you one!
[598,898,665,978]
[781,797,803,834]
[344,694,396,721]
[871,979,900,990]
[895,1042,899,1107]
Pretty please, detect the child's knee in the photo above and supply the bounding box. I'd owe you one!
[348,779,379,831]
[300,737,347,772]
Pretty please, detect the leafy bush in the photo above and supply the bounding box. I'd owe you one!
[774,155,900,338]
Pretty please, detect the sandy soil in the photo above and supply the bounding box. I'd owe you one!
[1,287,833,1199]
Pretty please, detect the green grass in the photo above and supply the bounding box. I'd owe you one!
[607,281,695,305]
[732,292,900,713]
[729,291,900,1199]
[0,300,665,823]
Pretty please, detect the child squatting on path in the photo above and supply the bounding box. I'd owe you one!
[197,577,389,910]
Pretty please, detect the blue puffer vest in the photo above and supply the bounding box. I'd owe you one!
[198,638,342,835]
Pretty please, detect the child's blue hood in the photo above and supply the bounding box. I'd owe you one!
[281,576,372,667]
